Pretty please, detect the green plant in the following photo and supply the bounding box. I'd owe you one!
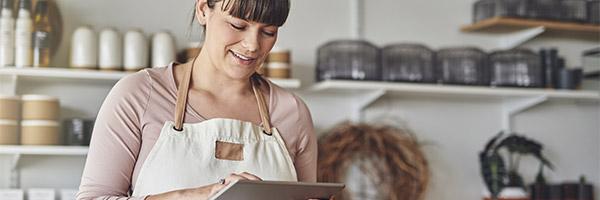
[479,132,554,199]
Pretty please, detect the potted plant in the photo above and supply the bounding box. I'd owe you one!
[479,132,554,200]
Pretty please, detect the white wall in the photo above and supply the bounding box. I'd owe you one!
[1,0,598,199]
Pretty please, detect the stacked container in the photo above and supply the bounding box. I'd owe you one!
[20,95,60,145]
[266,47,292,79]
[0,96,20,145]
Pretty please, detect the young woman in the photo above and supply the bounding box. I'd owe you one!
[76,0,317,199]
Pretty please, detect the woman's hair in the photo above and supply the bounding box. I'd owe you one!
[191,0,290,27]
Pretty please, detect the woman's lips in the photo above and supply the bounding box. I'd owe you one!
[230,50,256,66]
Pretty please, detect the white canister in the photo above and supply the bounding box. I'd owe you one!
[70,26,98,69]
[123,29,148,71]
[151,31,176,68]
[21,120,60,145]
[0,120,18,145]
[98,28,122,71]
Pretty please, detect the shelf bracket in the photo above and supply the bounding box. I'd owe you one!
[497,26,545,50]
[352,89,386,122]
[0,74,17,95]
[502,95,548,132]
[10,153,21,188]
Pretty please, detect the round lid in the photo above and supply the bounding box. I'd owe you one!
[21,120,59,126]
[21,94,59,101]
[0,95,20,101]
[0,120,18,126]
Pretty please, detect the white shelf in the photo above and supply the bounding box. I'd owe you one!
[0,145,88,156]
[0,67,301,89]
[311,80,600,101]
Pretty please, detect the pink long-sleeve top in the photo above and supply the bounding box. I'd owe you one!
[76,63,317,200]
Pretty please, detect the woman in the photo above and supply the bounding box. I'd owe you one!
[76,0,317,199]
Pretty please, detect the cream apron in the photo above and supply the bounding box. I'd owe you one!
[132,64,298,196]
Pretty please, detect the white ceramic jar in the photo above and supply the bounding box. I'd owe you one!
[70,26,98,69]
[98,28,122,71]
[151,31,176,68]
[123,29,148,71]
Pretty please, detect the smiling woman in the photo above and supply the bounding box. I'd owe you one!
[76,0,318,200]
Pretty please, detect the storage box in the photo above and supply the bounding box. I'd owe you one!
[22,95,60,120]
[0,120,19,145]
[21,120,61,145]
[0,95,21,120]
[0,189,24,200]
[27,188,55,200]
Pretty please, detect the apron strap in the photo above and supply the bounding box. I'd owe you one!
[173,58,195,131]
[173,58,273,134]
[252,78,273,135]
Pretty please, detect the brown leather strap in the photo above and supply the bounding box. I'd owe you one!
[252,79,272,135]
[173,58,195,131]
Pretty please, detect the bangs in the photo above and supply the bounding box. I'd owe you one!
[220,0,290,27]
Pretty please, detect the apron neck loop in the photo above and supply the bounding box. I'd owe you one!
[173,57,195,131]
[173,60,273,134]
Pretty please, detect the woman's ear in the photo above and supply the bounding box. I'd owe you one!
[195,0,209,25]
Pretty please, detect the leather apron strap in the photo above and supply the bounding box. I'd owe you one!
[172,59,273,134]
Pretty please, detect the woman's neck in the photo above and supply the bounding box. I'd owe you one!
[188,49,254,98]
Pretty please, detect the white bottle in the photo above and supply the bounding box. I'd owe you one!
[98,28,122,71]
[14,0,33,67]
[151,31,176,68]
[70,26,97,69]
[123,29,148,71]
[0,0,15,67]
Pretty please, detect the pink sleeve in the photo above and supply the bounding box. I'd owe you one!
[77,71,152,200]
[291,95,318,182]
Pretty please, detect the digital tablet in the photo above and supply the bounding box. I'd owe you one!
[208,180,345,200]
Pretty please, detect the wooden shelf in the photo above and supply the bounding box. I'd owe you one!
[310,80,600,101]
[0,67,301,89]
[461,17,600,35]
[0,145,88,156]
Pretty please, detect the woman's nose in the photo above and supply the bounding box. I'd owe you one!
[241,31,260,53]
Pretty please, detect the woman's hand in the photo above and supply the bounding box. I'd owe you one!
[145,172,262,200]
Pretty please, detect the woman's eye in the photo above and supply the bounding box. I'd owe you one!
[230,23,245,30]
[262,31,275,37]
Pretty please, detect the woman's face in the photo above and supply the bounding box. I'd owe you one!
[199,1,279,80]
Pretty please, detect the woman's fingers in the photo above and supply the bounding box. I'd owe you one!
[238,172,262,180]
[223,172,262,184]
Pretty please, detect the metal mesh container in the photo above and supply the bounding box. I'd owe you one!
[527,0,563,20]
[436,47,490,85]
[473,0,528,22]
[381,44,436,83]
[561,0,588,22]
[589,1,600,24]
[490,49,544,88]
[316,40,380,81]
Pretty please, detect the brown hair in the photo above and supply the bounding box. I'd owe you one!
[191,0,290,27]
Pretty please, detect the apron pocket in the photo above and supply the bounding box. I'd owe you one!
[215,141,244,161]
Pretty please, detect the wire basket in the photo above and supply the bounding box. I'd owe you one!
[489,49,544,88]
[436,47,490,86]
[317,40,381,81]
[589,1,600,24]
[381,44,436,83]
[473,0,528,22]
[561,0,588,22]
[527,0,563,20]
